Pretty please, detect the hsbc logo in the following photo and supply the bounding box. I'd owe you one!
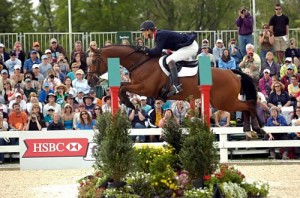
[23,138,88,158]
[66,143,83,152]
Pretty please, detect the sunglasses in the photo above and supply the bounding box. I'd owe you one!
[65,106,71,109]
[81,113,87,115]
[95,108,100,110]
[52,42,57,44]
[275,85,280,88]
[72,67,79,69]
[34,45,39,47]
[46,52,51,54]
[263,27,268,29]
[287,68,293,70]
[4,83,9,85]
[48,109,55,111]
[275,8,281,10]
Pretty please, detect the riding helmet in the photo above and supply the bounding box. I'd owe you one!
[140,20,156,31]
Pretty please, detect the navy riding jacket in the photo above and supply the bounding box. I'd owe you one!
[145,30,197,56]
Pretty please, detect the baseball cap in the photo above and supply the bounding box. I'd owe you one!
[263,69,270,74]
[287,64,294,70]
[50,38,57,43]
[43,82,50,87]
[30,50,37,55]
[10,50,16,56]
[45,49,51,54]
[285,57,292,62]
[216,39,223,43]
[32,64,39,69]
[202,39,209,44]
[0,43,4,48]
[25,78,31,83]
[15,93,22,97]
[1,69,8,74]
[201,44,209,49]
[41,55,48,59]
[140,96,147,100]
[48,106,55,111]
[14,65,21,70]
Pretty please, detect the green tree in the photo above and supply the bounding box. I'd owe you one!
[0,0,14,32]
[12,0,35,32]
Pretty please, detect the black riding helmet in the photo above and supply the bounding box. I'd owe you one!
[140,20,156,31]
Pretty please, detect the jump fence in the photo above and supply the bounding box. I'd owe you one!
[1,126,300,164]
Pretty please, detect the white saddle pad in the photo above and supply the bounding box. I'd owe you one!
[159,56,198,77]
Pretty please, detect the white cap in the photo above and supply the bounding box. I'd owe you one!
[32,64,39,69]
[45,49,51,54]
[216,39,223,43]
[140,96,147,100]
[15,93,22,97]
[14,65,21,70]
[285,57,292,62]
[0,43,4,48]
[48,106,55,111]
[263,69,270,74]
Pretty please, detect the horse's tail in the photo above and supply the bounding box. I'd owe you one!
[231,69,257,102]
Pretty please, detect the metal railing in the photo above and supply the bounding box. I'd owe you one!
[1,29,300,59]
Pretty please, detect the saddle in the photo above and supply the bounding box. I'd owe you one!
[162,55,198,73]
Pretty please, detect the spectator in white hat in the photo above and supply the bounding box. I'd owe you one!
[32,64,45,89]
[213,39,225,67]
[44,49,53,65]
[72,69,90,94]
[49,38,68,63]
[280,57,298,78]
[259,69,272,99]
[10,65,24,85]
[0,43,10,62]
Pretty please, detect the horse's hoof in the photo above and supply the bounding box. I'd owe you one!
[245,131,258,140]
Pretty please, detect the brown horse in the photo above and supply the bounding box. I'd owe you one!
[88,45,264,134]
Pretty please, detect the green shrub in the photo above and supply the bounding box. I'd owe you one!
[95,111,134,182]
[179,119,218,181]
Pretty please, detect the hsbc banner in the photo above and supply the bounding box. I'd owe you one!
[19,131,97,170]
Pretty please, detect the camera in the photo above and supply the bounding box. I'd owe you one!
[32,117,36,121]
[49,74,54,79]
[240,9,246,14]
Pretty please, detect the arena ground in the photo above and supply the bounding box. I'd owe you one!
[0,163,299,198]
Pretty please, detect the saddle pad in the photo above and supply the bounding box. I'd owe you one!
[159,56,198,77]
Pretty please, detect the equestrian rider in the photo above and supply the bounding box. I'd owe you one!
[138,20,199,95]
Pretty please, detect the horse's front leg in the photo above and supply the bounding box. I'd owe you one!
[119,83,145,109]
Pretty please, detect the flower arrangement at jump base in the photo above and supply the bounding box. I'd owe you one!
[78,111,269,198]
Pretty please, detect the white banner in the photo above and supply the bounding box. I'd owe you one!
[19,131,96,170]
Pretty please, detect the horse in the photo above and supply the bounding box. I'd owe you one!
[88,45,265,135]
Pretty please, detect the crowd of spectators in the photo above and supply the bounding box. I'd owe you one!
[1,3,300,163]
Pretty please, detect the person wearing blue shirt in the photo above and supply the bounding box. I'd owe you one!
[265,106,289,159]
[39,82,54,105]
[138,20,198,96]
[76,110,96,130]
[24,50,41,73]
[218,49,236,70]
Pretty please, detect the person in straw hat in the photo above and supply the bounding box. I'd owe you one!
[55,83,68,107]
[72,69,90,94]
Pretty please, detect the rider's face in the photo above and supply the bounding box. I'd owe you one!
[142,30,153,39]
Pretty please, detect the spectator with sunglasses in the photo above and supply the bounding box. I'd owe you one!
[27,42,43,59]
[61,103,74,130]
[76,110,96,130]
[49,38,68,63]
[67,62,80,81]
[280,57,298,78]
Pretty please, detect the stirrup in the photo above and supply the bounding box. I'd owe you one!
[167,84,182,97]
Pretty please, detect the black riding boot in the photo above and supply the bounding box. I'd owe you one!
[168,61,182,96]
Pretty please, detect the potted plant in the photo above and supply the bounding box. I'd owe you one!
[94,111,135,187]
[179,118,218,188]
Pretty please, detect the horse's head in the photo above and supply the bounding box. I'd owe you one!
[88,45,147,81]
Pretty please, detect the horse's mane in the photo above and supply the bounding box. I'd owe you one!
[101,44,136,50]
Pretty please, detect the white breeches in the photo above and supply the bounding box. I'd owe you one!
[166,40,199,64]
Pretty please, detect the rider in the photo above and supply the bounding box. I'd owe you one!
[139,20,199,95]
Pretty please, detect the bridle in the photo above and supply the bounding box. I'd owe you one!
[87,48,102,86]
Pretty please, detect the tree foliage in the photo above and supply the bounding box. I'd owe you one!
[1,0,299,33]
